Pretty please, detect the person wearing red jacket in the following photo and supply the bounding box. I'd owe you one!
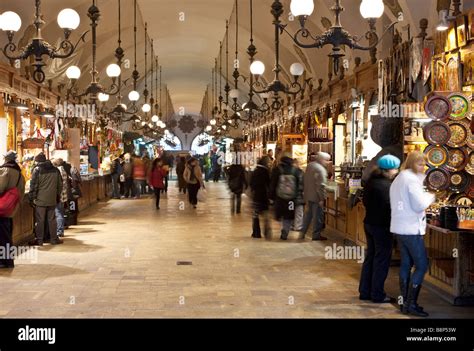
[148,158,166,209]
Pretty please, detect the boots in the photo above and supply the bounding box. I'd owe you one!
[251,217,262,238]
[399,279,409,312]
[280,230,288,240]
[403,284,429,317]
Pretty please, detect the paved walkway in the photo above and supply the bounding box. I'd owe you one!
[0,182,473,318]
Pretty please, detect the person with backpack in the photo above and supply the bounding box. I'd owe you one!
[0,151,25,268]
[29,153,63,246]
[269,153,303,240]
[301,152,331,241]
[226,163,248,214]
[250,156,272,239]
[184,157,204,209]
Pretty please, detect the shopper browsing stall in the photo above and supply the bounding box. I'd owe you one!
[0,151,25,269]
[359,154,400,303]
[28,153,63,246]
[51,158,69,238]
[390,151,435,317]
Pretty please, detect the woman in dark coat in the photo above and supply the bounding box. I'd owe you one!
[359,154,400,303]
[176,157,187,194]
[250,156,271,238]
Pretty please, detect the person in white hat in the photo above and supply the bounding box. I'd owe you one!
[300,152,331,241]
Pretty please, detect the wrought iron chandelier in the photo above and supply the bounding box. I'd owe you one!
[249,0,307,111]
[132,30,159,134]
[230,0,270,122]
[0,0,87,83]
[65,0,122,103]
[103,0,135,124]
[282,0,398,74]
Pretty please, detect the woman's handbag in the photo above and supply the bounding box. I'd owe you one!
[197,188,207,203]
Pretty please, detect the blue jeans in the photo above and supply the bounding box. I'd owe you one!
[55,203,65,236]
[359,224,393,301]
[396,235,428,286]
[302,201,325,239]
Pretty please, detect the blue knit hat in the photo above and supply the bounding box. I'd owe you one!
[377,154,401,170]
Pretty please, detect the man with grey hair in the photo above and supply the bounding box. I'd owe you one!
[301,152,331,241]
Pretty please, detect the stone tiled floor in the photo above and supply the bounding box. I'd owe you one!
[1,181,473,318]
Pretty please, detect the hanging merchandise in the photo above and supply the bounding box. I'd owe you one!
[422,40,435,86]
[424,95,451,121]
[446,120,470,148]
[424,145,449,167]
[423,121,451,145]
[448,93,471,120]
[411,37,423,82]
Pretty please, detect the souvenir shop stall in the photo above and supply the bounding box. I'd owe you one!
[307,60,379,246]
[76,119,119,212]
[413,8,474,305]
[0,63,58,244]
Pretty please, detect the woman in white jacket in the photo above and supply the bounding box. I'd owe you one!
[390,151,435,317]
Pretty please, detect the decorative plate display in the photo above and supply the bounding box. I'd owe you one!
[447,120,470,147]
[467,132,474,149]
[448,93,471,120]
[448,172,471,193]
[466,151,474,175]
[449,193,473,206]
[445,147,469,172]
[423,121,451,145]
[424,95,451,121]
[467,180,474,199]
[426,168,450,191]
[424,145,449,168]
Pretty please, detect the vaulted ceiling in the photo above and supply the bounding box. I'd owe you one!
[1,0,473,121]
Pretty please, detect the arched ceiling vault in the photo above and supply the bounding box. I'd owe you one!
[1,0,474,122]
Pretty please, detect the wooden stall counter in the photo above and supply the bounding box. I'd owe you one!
[12,196,34,246]
[325,183,367,247]
[78,174,112,212]
[424,224,474,306]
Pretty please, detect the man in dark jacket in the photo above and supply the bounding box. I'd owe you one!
[29,153,63,246]
[0,151,25,268]
[269,153,303,240]
[250,156,271,238]
[226,163,248,214]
